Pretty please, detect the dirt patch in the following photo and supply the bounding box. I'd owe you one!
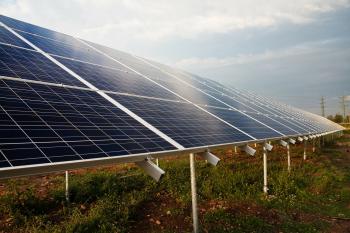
[129,191,192,233]
[326,218,350,233]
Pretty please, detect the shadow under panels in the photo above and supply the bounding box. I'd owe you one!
[0,79,176,168]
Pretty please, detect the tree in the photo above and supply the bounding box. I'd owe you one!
[327,115,334,121]
[333,114,343,123]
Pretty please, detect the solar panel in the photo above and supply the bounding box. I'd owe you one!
[0,44,85,87]
[203,107,283,139]
[0,78,176,167]
[0,15,343,178]
[0,26,32,49]
[112,94,253,147]
[17,31,126,69]
[55,56,181,100]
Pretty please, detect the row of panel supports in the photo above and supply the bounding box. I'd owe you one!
[63,132,339,232]
[263,135,328,194]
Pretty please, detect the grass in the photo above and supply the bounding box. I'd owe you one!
[0,130,350,232]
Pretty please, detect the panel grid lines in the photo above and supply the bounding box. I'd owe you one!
[0,79,176,167]
[0,15,342,173]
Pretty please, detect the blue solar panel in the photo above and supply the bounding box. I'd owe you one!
[0,15,77,43]
[0,26,32,49]
[265,115,308,134]
[205,92,260,113]
[204,107,283,139]
[112,94,253,147]
[0,15,343,175]
[17,31,126,70]
[0,44,86,87]
[84,41,171,79]
[195,78,319,133]
[245,112,300,136]
[113,57,319,136]
[0,79,176,167]
[56,56,181,100]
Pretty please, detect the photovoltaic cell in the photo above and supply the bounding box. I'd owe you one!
[17,31,127,70]
[0,26,32,49]
[56,56,181,100]
[0,79,176,167]
[204,107,283,139]
[155,79,228,107]
[245,112,299,136]
[112,94,253,147]
[82,42,230,107]
[0,15,70,41]
[206,92,260,113]
[0,16,128,71]
[198,78,319,133]
[84,41,174,80]
[0,44,86,87]
[0,15,343,173]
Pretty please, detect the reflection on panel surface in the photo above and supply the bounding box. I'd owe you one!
[0,79,175,167]
[112,94,253,148]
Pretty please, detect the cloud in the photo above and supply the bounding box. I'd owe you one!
[173,39,333,70]
[1,0,349,43]
[1,0,348,115]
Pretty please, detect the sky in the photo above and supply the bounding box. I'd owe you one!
[1,0,349,116]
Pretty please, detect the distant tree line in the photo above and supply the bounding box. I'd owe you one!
[327,114,350,123]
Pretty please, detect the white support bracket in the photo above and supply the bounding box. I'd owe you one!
[135,158,165,182]
[298,137,303,142]
[240,145,256,156]
[303,136,309,141]
[279,140,288,147]
[289,138,296,145]
[280,140,291,171]
[264,142,273,151]
[199,150,220,166]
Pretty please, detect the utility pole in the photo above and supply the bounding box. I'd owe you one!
[340,96,346,123]
[320,96,325,117]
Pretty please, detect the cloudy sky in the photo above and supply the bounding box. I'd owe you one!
[1,0,349,115]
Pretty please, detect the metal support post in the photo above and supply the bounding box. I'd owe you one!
[303,140,307,160]
[190,153,199,233]
[263,145,268,194]
[156,158,159,166]
[322,136,324,147]
[234,146,237,154]
[312,139,315,153]
[65,170,69,203]
[287,144,291,172]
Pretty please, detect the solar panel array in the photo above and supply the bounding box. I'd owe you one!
[0,15,343,175]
